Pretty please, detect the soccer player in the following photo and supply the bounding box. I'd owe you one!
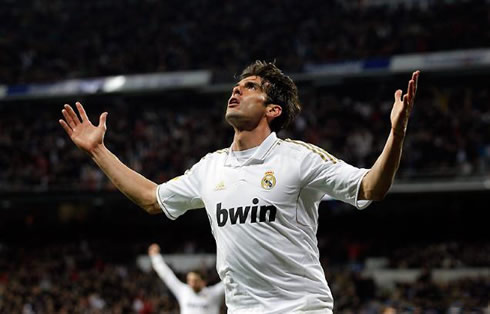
[148,243,224,314]
[59,61,419,313]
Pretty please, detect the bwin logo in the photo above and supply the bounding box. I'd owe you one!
[216,198,277,227]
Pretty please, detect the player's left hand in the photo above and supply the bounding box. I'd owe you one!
[390,71,420,138]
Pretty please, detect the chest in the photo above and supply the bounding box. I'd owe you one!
[200,155,301,226]
[181,290,214,311]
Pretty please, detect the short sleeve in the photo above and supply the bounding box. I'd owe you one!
[156,159,205,220]
[300,146,372,210]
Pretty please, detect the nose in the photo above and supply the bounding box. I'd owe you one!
[232,85,241,95]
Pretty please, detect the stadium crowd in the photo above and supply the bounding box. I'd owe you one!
[0,81,488,192]
[1,0,489,313]
[387,242,490,269]
[0,240,488,313]
[1,0,489,85]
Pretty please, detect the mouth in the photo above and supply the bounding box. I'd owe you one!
[228,97,240,108]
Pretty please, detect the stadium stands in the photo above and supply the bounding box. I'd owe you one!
[1,0,489,85]
[0,76,488,192]
[1,0,489,313]
[1,239,488,313]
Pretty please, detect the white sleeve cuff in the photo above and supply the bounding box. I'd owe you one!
[156,185,178,220]
[354,169,373,210]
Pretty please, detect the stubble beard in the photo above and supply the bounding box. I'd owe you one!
[225,110,255,131]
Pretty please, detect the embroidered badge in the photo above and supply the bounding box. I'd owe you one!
[261,171,276,190]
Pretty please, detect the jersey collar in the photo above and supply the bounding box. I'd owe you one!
[225,132,278,167]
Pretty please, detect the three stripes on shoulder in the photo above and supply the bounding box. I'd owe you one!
[284,139,338,164]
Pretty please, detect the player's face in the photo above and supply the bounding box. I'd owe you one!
[225,76,270,131]
[187,272,205,293]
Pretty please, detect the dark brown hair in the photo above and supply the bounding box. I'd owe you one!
[240,61,301,132]
[188,269,207,282]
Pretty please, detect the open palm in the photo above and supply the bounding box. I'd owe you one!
[391,71,420,137]
[59,102,108,153]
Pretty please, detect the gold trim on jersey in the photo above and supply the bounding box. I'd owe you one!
[215,180,226,190]
[285,139,338,163]
[214,148,230,154]
[170,175,182,181]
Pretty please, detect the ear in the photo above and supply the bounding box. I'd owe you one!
[265,104,282,121]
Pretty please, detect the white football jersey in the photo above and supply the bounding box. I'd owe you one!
[150,254,224,314]
[156,132,371,314]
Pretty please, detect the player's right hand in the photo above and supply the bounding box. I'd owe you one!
[148,243,161,256]
[59,102,108,154]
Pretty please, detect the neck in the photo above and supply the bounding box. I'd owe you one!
[232,125,272,151]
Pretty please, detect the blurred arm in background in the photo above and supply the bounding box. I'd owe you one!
[148,243,187,298]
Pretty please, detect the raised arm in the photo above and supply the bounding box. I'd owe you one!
[148,243,186,298]
[59,102,161,214]
[359,71,420,200]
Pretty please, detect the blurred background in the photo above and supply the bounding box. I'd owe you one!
[0,0,489,313]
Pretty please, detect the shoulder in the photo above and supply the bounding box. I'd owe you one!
[280,138,339,164]
[188,148,229,170]
[202,148,230,161]
[211,147,230,155]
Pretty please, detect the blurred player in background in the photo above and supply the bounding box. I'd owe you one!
[59,61,419,313]
[148,243,224,314]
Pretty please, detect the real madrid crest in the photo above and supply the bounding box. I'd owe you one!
[261,171,276,190]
